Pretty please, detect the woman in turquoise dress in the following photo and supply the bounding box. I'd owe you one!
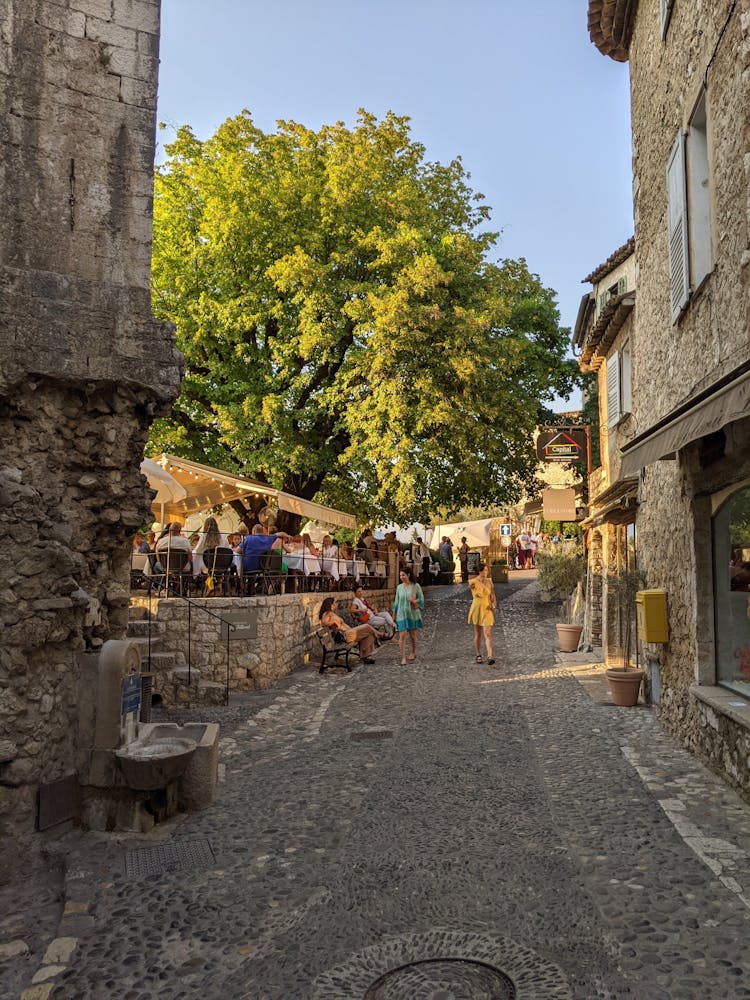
[392,568,424,665]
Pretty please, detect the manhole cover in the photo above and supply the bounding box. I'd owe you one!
[350,729,394,742]
[125,838,215,877]
[365,959,516,999]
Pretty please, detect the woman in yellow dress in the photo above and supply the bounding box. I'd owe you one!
[468,563,497,664]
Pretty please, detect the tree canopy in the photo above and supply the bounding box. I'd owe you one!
[150,109,578,524]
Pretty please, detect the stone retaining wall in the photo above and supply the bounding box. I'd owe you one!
[132,587,396,699]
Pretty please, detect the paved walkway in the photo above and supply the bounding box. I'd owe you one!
[2,578,750,999]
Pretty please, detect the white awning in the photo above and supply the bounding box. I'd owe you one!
[278,493,356,530]
[147,454,355,528]
[620,368,750,478]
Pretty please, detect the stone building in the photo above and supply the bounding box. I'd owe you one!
[0,1,180,835]
[574,239,637,656]
[588,0,750,797]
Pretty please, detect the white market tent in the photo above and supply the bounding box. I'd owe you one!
[144,454,356,530]
[431,517,494,549]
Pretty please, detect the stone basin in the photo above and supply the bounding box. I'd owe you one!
[115,735,196,790]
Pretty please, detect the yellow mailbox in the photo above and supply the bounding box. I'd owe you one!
[635,589,668,643]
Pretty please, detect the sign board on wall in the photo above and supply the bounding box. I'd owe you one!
[543,487,577,522]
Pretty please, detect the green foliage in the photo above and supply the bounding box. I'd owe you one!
[151,109,579,523]
[728,487,750,544]
[536,549,585,621]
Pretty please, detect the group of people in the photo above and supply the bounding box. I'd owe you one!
[319,567,425,666]
[136,521,509,669]
[318,556,501,670]
[136,520,389,591]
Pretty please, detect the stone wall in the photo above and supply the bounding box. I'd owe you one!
[625,2,750,798]
[132,586,397,701]
[0,2,180,835]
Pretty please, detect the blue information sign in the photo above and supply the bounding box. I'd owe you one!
[499,523,512,536]
[121,675,142,717]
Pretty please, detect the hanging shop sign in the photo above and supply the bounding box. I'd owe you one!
[536,427,587,464]
[543,487,578,522]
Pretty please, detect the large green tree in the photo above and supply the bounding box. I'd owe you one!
[150,109,578,524]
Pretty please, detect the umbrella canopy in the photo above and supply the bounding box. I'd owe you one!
[141,457,187,524]
[432,518,494,549]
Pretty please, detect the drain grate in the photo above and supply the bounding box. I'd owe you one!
[365,959,516,999]
[125,838,215,878]
[350,729,394,742]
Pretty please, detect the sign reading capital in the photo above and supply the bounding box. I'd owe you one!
[536,428,587,464]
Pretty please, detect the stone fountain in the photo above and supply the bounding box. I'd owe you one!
[77,640,220,831]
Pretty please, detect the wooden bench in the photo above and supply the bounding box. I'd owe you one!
[313,625,360,674]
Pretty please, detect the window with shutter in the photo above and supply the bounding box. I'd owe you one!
[606,352,621,428]
[617,276,627,295]
[660,0,675,38]
[620,341,632,416]
[666,131,689,323]
[688,92,712,289]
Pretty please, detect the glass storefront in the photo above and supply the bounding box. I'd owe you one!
[712,485,750,697]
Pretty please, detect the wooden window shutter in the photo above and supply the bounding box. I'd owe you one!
[666,131,689,323]
[617,276,627,295]
[606,352,621,428]
[598,292,608,315]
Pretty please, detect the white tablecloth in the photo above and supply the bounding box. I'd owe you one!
[284,552,322,575]
[321,557,363,581]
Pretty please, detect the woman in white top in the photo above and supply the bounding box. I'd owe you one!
[350,586,396,637]
[154,522,193,572]
[320,534,339,559]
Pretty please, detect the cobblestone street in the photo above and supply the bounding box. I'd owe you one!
[3,577,750,999]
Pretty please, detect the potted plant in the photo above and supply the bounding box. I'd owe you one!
[536,549,586,651]
[490,558,508,584]
[605,565,647,706]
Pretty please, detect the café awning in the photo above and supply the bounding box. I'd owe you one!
[277,493,356,530]
[620,366,750,478]
[149,454,355,529]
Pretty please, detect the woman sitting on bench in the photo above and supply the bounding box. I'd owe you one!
[319,597,378,664]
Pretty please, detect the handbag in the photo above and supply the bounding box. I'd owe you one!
[358,610,371,623]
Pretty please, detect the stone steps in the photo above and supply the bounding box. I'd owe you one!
[127,601,227,709]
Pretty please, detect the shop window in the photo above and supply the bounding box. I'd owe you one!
[712,485,750,697]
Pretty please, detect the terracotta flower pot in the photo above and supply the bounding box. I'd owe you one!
[605,667,644,707]
[556,623,583,652]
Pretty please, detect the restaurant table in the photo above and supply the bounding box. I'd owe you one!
[284,552,322,575]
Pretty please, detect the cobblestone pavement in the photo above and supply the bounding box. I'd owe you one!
[3,577,750,999]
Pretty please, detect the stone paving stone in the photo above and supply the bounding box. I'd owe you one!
[2,579,750,999]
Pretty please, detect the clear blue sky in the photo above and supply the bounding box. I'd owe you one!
[156,0,633,410]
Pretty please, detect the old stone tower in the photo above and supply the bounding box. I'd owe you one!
[0,1,180,834]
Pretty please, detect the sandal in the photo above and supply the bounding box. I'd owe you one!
[400,659,407,666]
[407,654,416,662]
[475,655,483,663]
[487,657,496,665]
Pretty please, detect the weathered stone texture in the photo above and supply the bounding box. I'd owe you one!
[0,1,181,835]
[629,2,750,416]
[626,1,750,798]
[132,586,397,704]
